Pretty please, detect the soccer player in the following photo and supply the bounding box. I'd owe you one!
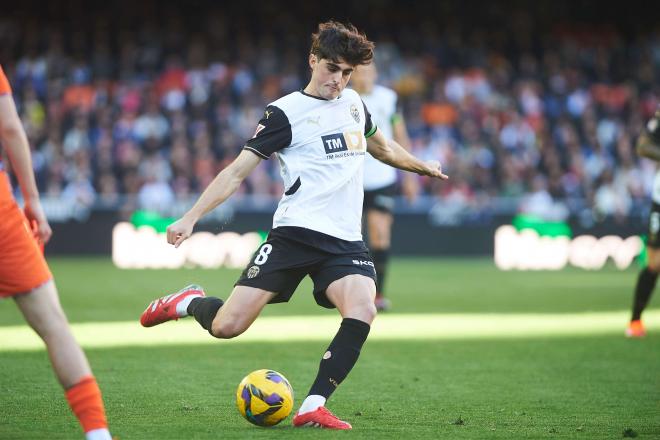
[627,107,660,338]
[351,62,418,311]
[140,21,448,429]
[0,66,112,440]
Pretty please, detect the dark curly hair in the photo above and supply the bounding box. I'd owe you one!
[310,21,375,66]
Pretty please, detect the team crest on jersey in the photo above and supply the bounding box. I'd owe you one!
[350,104,360,123]
[247,265,260,279]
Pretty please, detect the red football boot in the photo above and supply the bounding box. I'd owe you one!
[625,320,646,338]
[140,284,205,327]
[293,406,352,430]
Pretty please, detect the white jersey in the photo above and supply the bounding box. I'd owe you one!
[359,85,399,190]
[653,171,660,204]
[244,89,376,241]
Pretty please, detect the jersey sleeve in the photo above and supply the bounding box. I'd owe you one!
[0,66,12,95]
[244,105,292,159]
[362,100,377,138]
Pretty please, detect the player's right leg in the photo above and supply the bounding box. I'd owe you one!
[141,233,303,338]
[627,245,660,337]
[14,282,112,440]
[140,283,276,338]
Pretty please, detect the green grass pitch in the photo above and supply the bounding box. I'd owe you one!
[1,257,659,439]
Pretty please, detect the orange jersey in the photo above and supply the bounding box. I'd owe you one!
[0,68,52,295]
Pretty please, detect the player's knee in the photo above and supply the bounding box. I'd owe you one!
[211,320,247,339]
[356,302,378,323]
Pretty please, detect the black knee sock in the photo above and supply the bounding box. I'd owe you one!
[632,268,657,321]
[372,249,390,295]
[308,318,371,399]
[187,297,224,335]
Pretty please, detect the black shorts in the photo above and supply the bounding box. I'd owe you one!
[363,183,396,214]
[649,202,660,248]
[235,228,377,308]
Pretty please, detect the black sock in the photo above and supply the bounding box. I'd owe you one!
[308,318,371,399]
[372,249,390,295]
[632,268,657,321]
[187,297,224,335]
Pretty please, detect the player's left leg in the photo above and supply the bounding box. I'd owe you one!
[294,274,377,429]
[627,245,660,337]
[14,281,111,440]
[367,208,393,311]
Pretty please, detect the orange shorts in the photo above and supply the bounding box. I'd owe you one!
[0,172,52,297]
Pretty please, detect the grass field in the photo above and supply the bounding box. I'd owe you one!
[1,257,659,439]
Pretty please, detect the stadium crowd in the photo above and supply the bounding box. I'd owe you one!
[1,1,658,223]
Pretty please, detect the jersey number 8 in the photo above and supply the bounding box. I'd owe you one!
[254,244,273,265]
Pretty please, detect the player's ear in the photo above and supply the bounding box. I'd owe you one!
[308,54,317,70]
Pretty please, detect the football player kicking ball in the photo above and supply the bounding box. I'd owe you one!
[0,66,112,440]
[140,21,448,430]
[627,107,660,338]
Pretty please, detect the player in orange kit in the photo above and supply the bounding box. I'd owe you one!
[0,66,112,440]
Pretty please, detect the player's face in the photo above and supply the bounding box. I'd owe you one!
[350,63,377,94]
[308,55,355,100]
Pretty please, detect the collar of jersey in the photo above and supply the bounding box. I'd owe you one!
[298,89,341,101]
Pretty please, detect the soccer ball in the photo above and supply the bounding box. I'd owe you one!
[235,369,294,427]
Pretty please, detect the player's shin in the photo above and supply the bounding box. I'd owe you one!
[372,248,390,294]
[632,267,657,321]
[299,318,370,414]
[187,297,224,335]
[64,376,111,440]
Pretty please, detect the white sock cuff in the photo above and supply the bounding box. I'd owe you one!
[297,394,327,414]
[85,428,112,440]
[175,295,200,317]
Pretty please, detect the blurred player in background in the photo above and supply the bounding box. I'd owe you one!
[350,62,418,311]
[140,21,447,430]
[0,66,112,440]
[627,107,660,338]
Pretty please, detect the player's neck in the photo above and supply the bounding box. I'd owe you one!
[303,83,324,99]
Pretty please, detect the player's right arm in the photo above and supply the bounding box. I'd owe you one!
[167,150,262,247]
[168,105,290,247]
[0,69,52,244]
[637,109,660,161]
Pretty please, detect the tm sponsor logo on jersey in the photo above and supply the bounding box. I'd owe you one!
[322,131,366,159]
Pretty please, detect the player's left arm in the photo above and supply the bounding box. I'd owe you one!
[0,93,52,243]
[367,128,448,179]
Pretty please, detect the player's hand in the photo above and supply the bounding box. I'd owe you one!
[23,200,52,244]
[418,160,448,180]
[166,216,196,248]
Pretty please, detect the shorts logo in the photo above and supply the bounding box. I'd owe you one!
[350,104,360,123]
[322,131,366,157]
[247,265,260,278]
[352,259,375,267]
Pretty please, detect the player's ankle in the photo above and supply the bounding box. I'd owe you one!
[297,395,326,414]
